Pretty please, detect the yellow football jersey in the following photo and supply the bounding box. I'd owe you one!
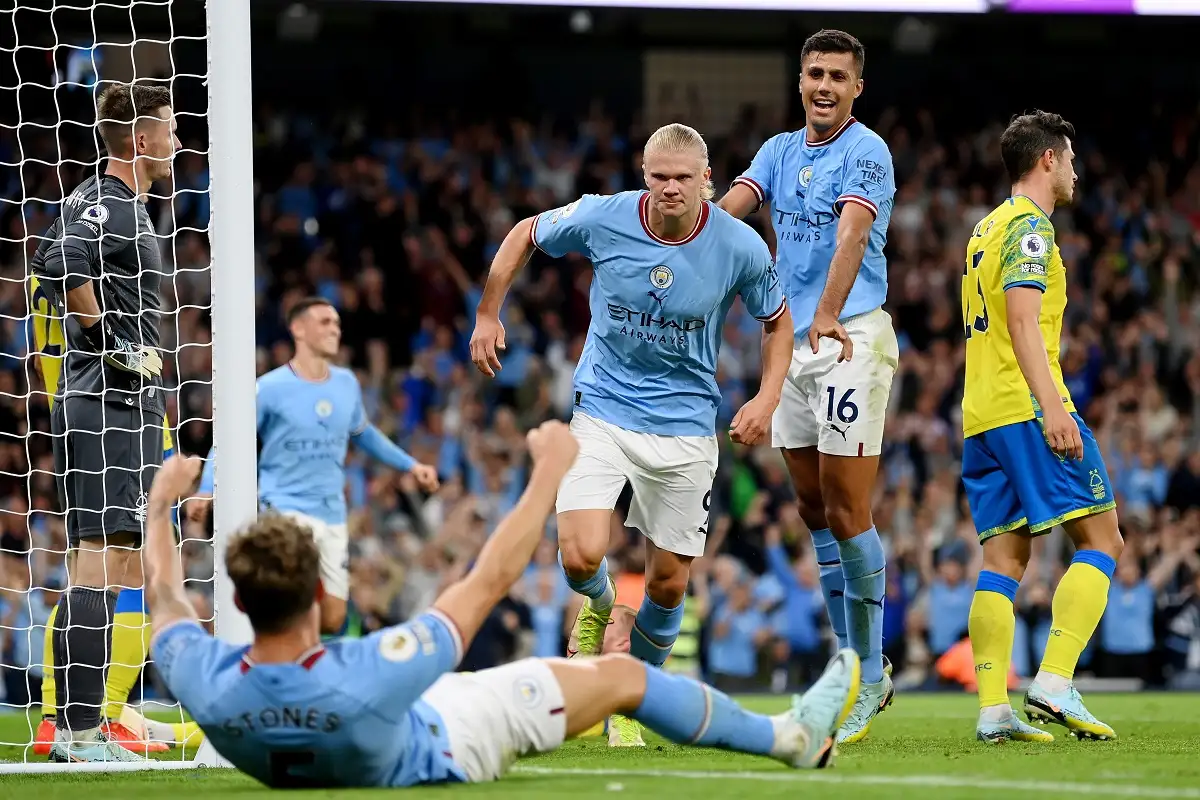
[961,195,1074,438]
[29,277,174,453]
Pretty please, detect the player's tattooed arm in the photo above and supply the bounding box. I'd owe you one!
[145,456,204,634]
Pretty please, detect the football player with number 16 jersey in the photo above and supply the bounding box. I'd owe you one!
[720,29,898,744]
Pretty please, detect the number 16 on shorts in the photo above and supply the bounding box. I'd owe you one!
[770,310,899,457]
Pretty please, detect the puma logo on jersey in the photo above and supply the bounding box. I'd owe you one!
[827,423,849,441]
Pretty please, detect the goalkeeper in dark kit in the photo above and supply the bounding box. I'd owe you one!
[30,81,180,763]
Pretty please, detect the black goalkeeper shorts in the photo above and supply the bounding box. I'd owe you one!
[53,395,164,548]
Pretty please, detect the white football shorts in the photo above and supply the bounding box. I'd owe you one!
[422,658,568,783]
[555,412,718,558]
[771,307,899,457]
[279,510,350,600]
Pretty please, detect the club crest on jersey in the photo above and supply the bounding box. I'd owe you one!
[649,265,673,290]
[379,628,418,662]
[82,204,109,224]
[315,399,333,418]
[1020,232,1047,258]
[550,198,582,225]
[798,165,813,188]
[514,677,543,708]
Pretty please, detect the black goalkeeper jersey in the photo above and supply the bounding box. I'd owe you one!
[30,173,166,415]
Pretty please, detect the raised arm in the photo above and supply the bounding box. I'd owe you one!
[432,421,578,650]
[144,456,204,637]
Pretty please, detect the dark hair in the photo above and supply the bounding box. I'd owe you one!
[95,82,172,157]
[226,513,321,634]
[287,296,334,325]
[800,29,866,76]
[1000,110,1076,184]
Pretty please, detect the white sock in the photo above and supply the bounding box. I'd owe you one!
[979,704,1012,724]
[143,718,176,743]
[1033,670,1070,694]
[57,725,101,745]
[591,579,616,613]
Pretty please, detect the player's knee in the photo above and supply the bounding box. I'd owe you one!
[980,548,1028,582]
[823,502,871,541]
[1063,509,1123,561]
[558,539,605,582]
[819,482,870,539]
[644,569,688,609]
[794,492,828,532]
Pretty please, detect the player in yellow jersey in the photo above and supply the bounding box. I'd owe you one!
[28,276,202,755]
[960,112,1124,744]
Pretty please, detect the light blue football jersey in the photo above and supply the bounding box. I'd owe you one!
[733,117,895,337]
[531,191,786,437]
[255,364,367,525]
[151,610,466,788]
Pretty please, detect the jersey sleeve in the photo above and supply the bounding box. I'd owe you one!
[38,198,138,292]
[255,375,270,430]
[530,194,604,259]
[834,136,894,220]
[738,241,787,323]
[354,609,464,719]
[150,620,222,717]
[349,378,367,436]
[999,214,1055,293]
[731,134,782,212]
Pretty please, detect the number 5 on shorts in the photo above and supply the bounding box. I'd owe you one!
[825,386,859,425]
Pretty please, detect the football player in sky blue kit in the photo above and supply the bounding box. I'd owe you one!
[719,29,898,744]
[470,123,794,746]
[193,297,440,633]
[145,428,861,788]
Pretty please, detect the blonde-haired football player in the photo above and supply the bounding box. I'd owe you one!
[471,122,792,746]
[961,110,1122,743]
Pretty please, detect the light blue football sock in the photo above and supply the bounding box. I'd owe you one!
[632,663,775,754]
[559,552,614,609]
[629,595,684,667]
[838,526,886,684]
[811,527,849,650]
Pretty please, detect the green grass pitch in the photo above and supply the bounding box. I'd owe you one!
[2,693,1199,799]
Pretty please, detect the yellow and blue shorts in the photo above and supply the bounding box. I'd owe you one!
[962,413,1117,543]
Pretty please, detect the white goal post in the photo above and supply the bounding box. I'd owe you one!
[0,0,254,773]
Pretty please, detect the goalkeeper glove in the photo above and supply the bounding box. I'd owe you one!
[80,320,163,380]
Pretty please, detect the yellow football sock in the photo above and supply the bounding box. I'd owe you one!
[969,587,1016,709]
[104,589,151,721]
[1040,556,1113,680]
[40,603,58,718]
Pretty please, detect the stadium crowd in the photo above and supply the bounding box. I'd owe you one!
[1,96,1199,709]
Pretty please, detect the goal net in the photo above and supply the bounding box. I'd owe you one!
[0,0,254,772]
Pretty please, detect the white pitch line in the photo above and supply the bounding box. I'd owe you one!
[513,766,1200,798]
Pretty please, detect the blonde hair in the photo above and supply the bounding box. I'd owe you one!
[644,123,715,200]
